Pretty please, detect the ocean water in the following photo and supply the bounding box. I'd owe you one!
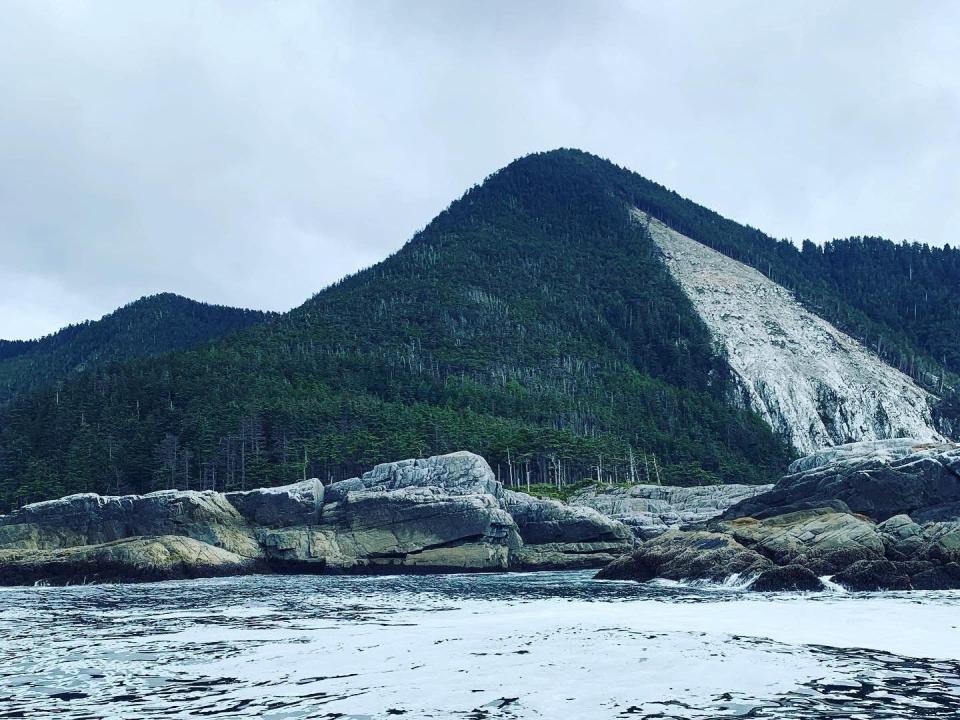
[1,571,959,719]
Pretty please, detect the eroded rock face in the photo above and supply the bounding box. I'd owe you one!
[0,490,260,558]
[0,451,634,585]
[637,210,944,454]
[569,483,773,539]
[504,490,635,569]
[0,536,259,586]
[724,440,960,522]
[226,479,324,528]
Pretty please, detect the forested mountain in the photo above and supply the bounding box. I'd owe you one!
[0,149,956,510]
[0,151,796,509]
[0,294,273,405]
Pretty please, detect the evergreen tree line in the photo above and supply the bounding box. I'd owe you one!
[0,293,273,406]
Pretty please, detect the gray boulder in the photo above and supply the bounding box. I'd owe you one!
[724,440,960,522]
[226,478,324,527]
[503,489,634,569]
[786,438,922,474]
[0,490,261,558]
[324,477,365,504]
[260,486,521,572]
[504,490,633,545]
[359,451,503,498]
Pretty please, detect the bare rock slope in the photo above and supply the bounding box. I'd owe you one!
[635,210,944,454]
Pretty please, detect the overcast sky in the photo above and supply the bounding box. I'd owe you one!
[1,1,958,340]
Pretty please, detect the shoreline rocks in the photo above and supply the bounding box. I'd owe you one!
[723,439,960,522]
[597,440,960,592]
[0,452,634,586]
[569,483,773,539]
[597,507,960,591]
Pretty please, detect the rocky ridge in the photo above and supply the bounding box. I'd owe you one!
[0,452,633,585]
[636,210,944,454]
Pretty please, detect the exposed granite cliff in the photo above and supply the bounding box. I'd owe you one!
[637,210,945,454]
[0,452,633,585]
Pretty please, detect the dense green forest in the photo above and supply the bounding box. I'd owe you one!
[0,294,273,406]
[0,149,956,510]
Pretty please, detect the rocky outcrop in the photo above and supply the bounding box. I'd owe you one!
[359,451,503,498]
[724,439,960,522]
[504,490,634,569]
[637,210,945,454]
[569,483,772,539]
[597,530,772,583]
[598,506,960,591]
[719,510,884,575]
[0,452,634,585]
[0,489,261,557]
[597,440,960,592]
[265,487,521,572]
[0,536,260,586]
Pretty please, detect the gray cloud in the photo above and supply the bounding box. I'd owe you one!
[1,0,957,339]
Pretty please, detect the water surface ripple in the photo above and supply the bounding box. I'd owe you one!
[2,571,959,718]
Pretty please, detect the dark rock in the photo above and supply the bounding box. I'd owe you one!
[595,530,772,583]
[832,559,911,591]
[909,563,960,590]
[750,565,825,592]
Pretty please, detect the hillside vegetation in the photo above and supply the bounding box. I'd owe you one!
[0,151,794,508]
[0,293,272,405]
[1,149,956,509]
